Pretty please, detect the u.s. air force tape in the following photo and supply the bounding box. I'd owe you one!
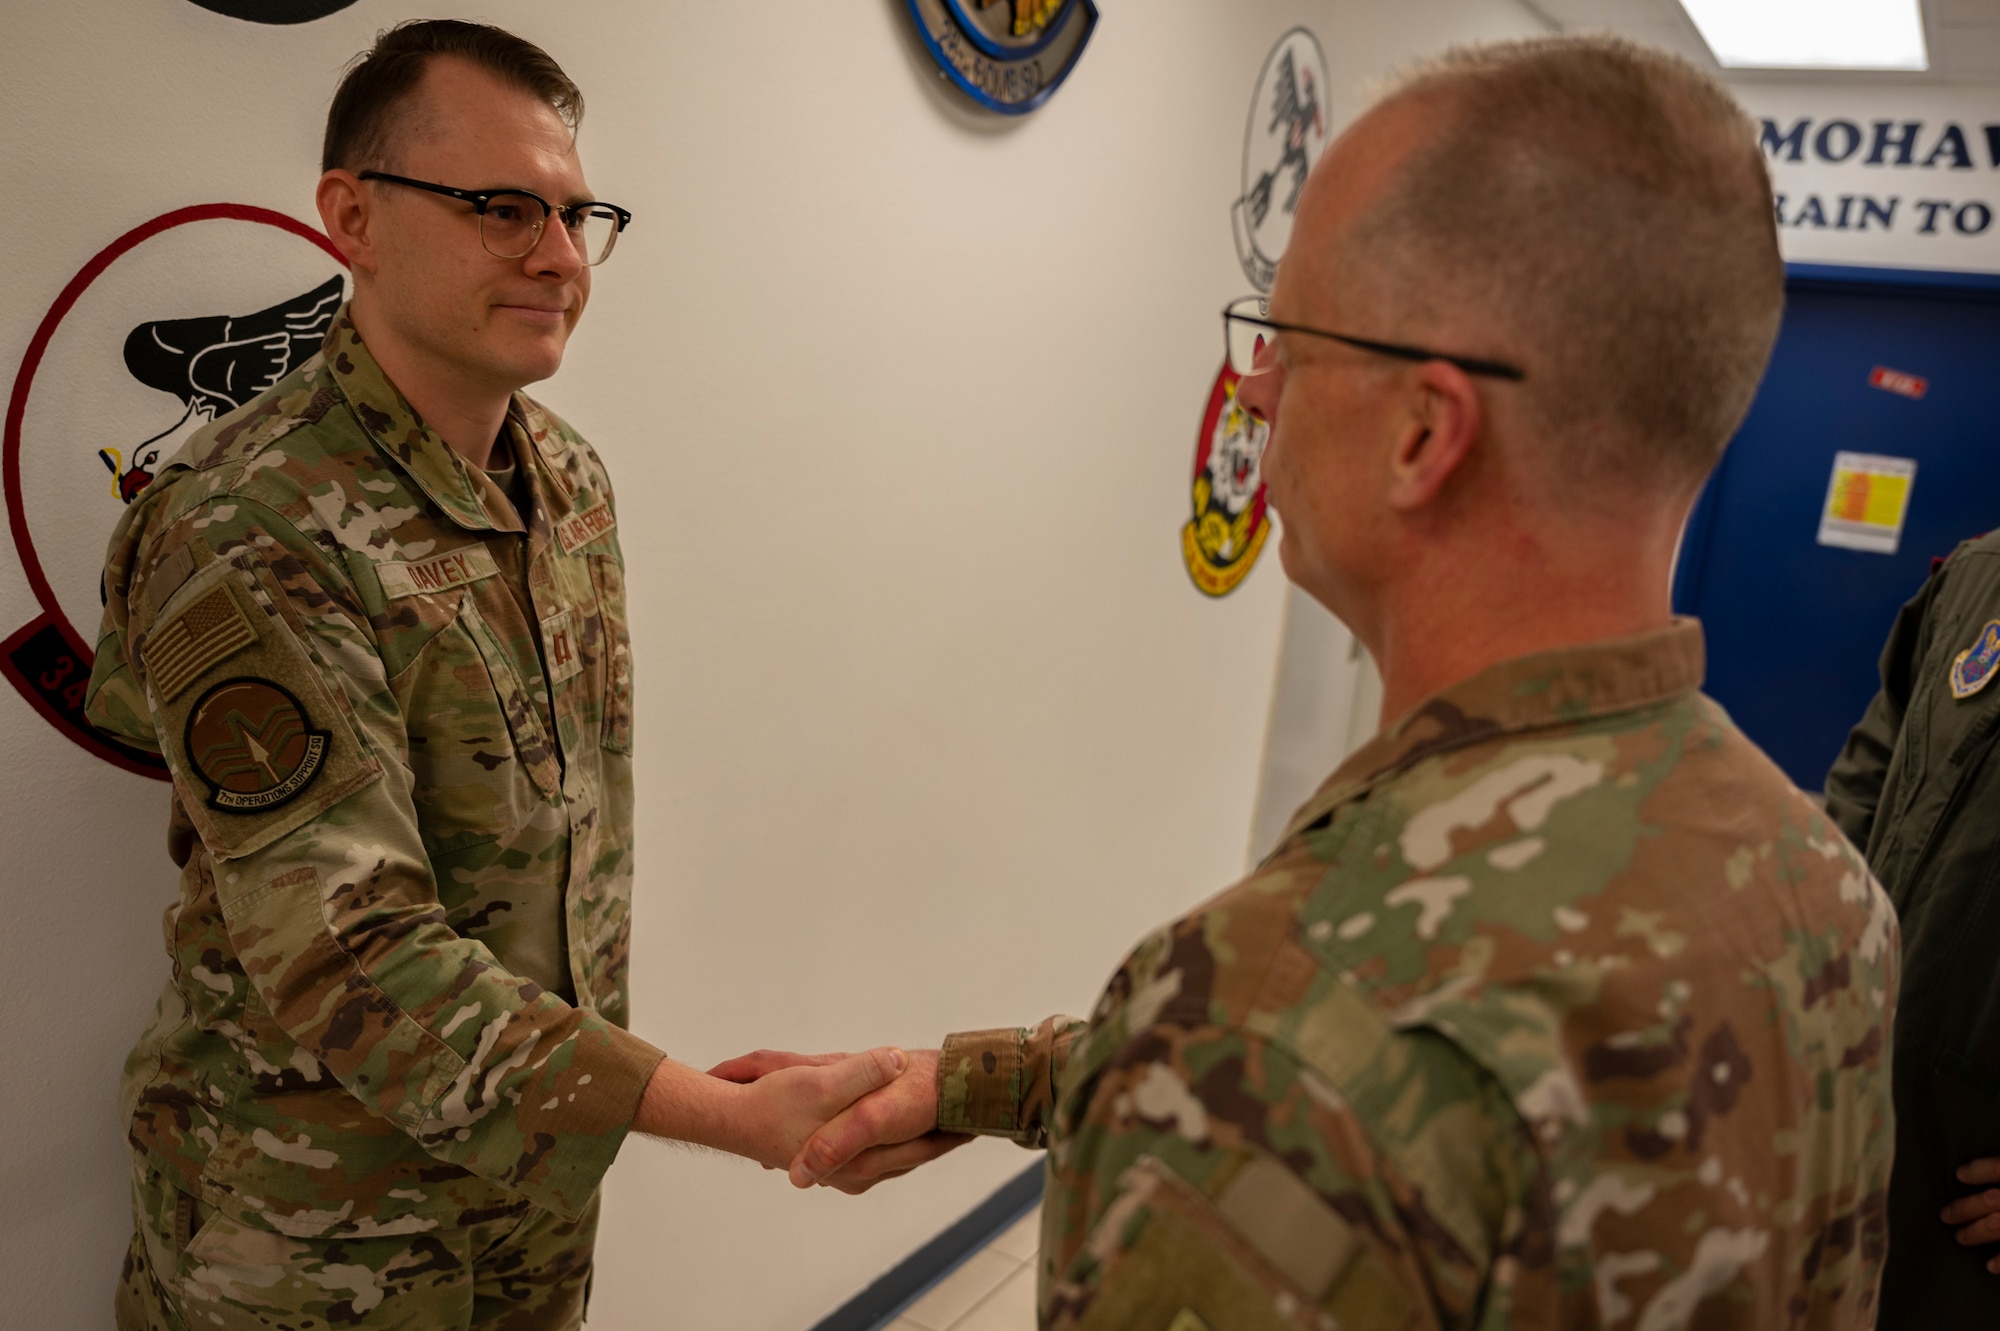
[182,677,330,812]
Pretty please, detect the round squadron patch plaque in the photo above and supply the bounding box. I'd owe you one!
[1232,29,1331,292]
[905,0,1098,114]
[181,0,360,22]
[184,678,329,811]
[1181,361,1272,597]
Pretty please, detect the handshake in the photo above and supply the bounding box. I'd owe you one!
[633,1044,973,1193]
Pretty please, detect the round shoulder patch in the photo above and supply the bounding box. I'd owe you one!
[183,678,330,811]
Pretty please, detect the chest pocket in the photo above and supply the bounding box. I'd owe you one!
[392,591,561,855]
[1056,1155,1428,1331]
[1880,619,2000,895]
[588,553,633,753]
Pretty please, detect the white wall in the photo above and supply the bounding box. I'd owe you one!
[0,3,1540,1328]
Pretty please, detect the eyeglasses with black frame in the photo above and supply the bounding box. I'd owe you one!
[358,172,633,267]
[1223,296,1526,382]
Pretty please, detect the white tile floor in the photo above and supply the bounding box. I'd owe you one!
[881,1207,1040,1331]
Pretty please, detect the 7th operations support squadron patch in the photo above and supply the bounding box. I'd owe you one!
[182,677,330,811]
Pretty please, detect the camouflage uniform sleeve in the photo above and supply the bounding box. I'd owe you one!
[1826,560,1944,848]
[1041,1021,1533,1331]
[937,1016,1089,1144]
[86,499,166,752]
[85,496,664,1220]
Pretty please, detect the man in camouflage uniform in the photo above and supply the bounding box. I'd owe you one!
[732,36,1900,1330]
[88,21,905,1330]
[1828,531,2000,1322]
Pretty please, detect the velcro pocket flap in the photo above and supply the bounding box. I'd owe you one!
[1060,1154,1422,1331]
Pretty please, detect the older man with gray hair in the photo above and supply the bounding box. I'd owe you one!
[726,35,1899,1329]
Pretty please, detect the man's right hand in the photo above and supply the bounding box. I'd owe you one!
[712,1047,972,1194]
[632,1048,910,1172]
[708,1039,980,1183]
[1942,1156,2000,1272]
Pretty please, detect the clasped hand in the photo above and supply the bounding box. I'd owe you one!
[706,1047,970,1194]
[1943,1155,2000,1272]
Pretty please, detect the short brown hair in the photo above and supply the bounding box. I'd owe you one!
[322,20,583,174]
[1352,37,1783,487]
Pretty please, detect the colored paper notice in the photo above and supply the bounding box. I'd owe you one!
[1818,451,1917,555]
[1869,366,1928,400]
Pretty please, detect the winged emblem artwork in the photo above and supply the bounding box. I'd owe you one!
[1246,48,1324,231]
[100,275,344,502]
[1231,30,1331,292]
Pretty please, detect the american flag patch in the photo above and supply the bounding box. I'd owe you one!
[145,585,257,702]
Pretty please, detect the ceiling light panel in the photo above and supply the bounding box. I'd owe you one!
[1677,0,1930,70]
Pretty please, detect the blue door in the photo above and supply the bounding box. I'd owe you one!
[1673,269,2000,788]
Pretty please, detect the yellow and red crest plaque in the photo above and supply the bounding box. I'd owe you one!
[1181,362,1272,597]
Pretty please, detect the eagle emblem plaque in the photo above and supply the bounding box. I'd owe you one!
[2,204,347,776]
[1233,29,1331,292]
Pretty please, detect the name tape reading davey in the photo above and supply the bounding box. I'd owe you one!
[556,501,616,555]
[378,546,501,600]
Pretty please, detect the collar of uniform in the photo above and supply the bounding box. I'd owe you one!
[1275,618,1707,847]
[321,307,521,534]
[508,394,583,522]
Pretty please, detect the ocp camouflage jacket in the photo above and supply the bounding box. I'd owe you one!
[943,623,1898,1330]
[85,309,663,1239]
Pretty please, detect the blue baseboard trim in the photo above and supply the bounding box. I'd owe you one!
[807,1161,1045,1331]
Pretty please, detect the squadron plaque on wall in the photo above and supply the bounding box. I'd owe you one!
[182,0,360,22]
[1181,361,1273,597]
[1179,30,1328,598]
[906,0,1098,115]
[1233,28,1331,291]
[2,204,347,776]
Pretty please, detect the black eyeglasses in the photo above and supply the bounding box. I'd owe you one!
[1223,296,1525,382]
[358,172,633,266]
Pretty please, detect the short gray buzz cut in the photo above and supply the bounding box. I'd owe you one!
[1354,36,1784,487]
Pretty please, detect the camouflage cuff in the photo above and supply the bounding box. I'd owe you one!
[938,1015,1080,1147]
[938,1027,1036,1141]
[515,1021,667,1219]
